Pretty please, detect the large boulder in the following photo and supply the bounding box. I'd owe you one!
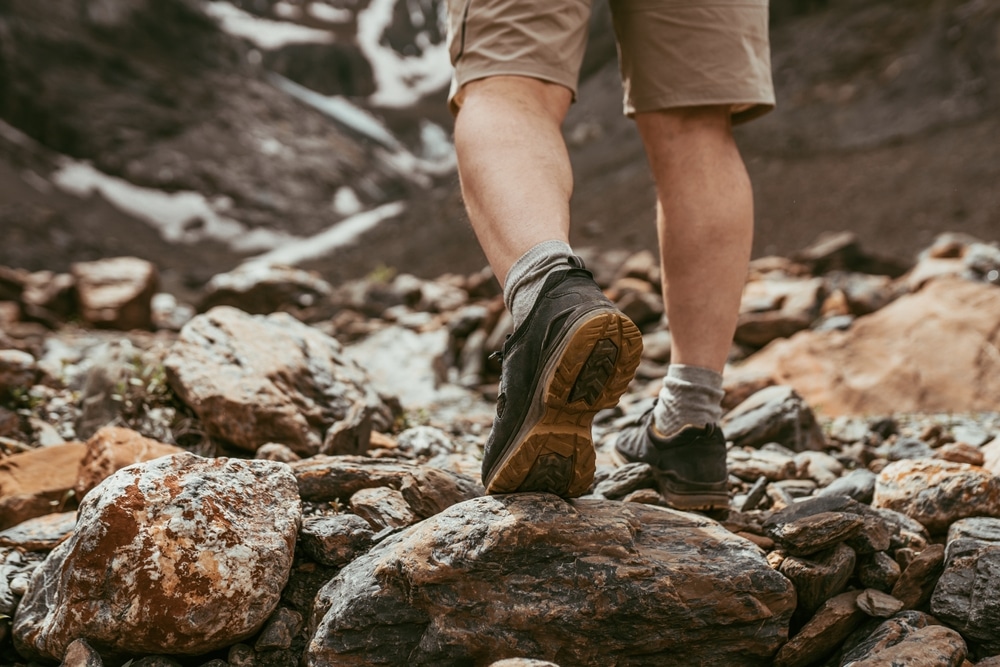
[12,453,301,662]
[164,306,390,456]
[304,494,796,667]
[736,277,1000,415]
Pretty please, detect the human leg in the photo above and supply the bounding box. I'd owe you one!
[447,5,643,497]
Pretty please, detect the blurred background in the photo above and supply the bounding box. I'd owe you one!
[1,0,998,302]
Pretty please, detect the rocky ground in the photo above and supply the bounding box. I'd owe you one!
[2,231,1000,666]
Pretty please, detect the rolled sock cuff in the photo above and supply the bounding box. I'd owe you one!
[503,240,575,327]
[654,364,725,436]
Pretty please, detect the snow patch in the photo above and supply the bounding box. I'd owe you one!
[205,1,334,50]
[241,201,406,269]
[51,160,298,253]
[356,0,451,107]
[308,2,352,23]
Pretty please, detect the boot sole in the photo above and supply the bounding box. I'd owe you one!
[484,310,643,498]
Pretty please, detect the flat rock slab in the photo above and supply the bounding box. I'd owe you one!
[304,494,796,667]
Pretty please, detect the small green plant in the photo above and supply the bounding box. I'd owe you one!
[366,263,397,285]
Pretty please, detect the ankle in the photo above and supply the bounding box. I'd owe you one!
[653,364,724,436]
[504,240,577,328]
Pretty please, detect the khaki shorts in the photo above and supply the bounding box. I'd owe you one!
[446,0,775,123]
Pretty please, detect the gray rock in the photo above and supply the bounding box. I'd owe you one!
[12,454,301,662]
[164,306,390,456]
[0,547,46,616]
[299,514,374,567]
[722,385,826,452]
[946,516,1000,545]
[817,468,877,504]
[291,456,482,519]
[489,660,562,667]
[883,437,934,462]
[255,607,304,651]
[304,494,795,666]
[931,531,1000,654]
[0,511,75,551]
[592,462,655,499]
[396,426,457,459]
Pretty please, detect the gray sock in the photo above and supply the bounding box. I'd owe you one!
[504,240,576,329]
[653,364,725,437]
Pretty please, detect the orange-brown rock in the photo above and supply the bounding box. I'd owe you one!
[73,426,183,500]
[737,277,1000,416]
[71,257,158,331]
[0,443,86,530]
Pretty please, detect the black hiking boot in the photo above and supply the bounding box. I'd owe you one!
[482,263,643,498]
[613,403,730,511]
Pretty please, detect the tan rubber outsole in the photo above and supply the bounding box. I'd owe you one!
[485,311,643,497]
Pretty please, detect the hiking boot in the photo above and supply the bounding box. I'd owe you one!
[613,403,729,510]
[482,263,643,497]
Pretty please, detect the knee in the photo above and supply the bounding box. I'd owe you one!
[457,76,573,125]
[636,105,735,141]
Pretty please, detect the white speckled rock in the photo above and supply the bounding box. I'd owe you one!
[164,306,390,456]
[12,453,301,662]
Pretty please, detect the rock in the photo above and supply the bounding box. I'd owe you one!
[838,610,935,664]
[291,456,482,519]
[0,511,75,551]
[794,450,844,487]
[61,637,104,667]
[164,306,389,456]
[395,426,457,459]
[592,462,655,498]
[304,495,795,666]
[721,368,776,412]
[873,459,1000,534]
[721,385,825,452]
[489,660,561,667]
[844,514,892,554]
[735,276,823,348]
[0,350,37,397]
[255,607,304,651]
[816,468,877,503]
[934,441,985,466]
[0,547,46,617]
[0,442,86,530]
[844,624,967,666]
[349,486,418,530]
[855,589,905,618]
[985,436,1000,475]
[884,436,935,461]
[199,263,332,315]
[767,511,864,556]
[728,447,798,482]
[256,443,302,462]
[299,514,374,567]
[778,542,856,616]
[857,551,902,591]
[71,257,158,330]
[890,543,945,609]
[74,426,183,500]
[772,591,865,667]
[12,453,301,661]
[20,271,76,326]
[931,520,1000,655]
[735,278,1000,415]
